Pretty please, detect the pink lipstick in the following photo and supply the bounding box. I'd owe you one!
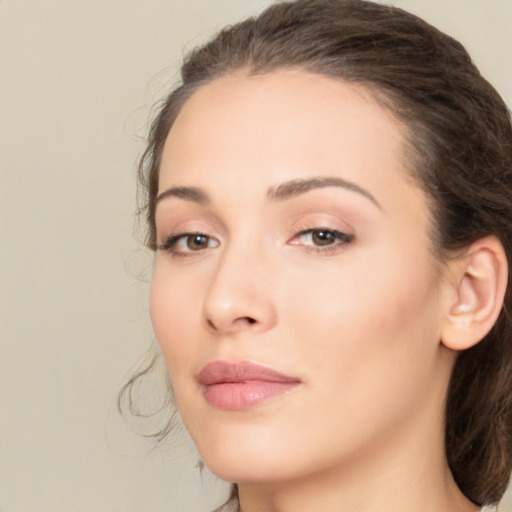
[198,361,301,410]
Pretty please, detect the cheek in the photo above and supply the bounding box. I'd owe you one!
[272,255,445,460]
[149,262,202,377]
[280,245,443,388]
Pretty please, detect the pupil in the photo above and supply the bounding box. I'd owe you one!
[188,235,207,250]
[313,230,334,246]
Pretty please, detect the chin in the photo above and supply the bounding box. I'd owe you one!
[191,424,303,484]
[203,455,290,485]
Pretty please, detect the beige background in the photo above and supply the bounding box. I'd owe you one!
[1,1,511,511]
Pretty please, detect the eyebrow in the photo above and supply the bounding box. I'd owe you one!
[267,177,381,209]
[155,186,210,206]
[155,176,381,210]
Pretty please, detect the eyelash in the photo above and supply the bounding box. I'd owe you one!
[158,228,354,256]
[290,228,354,253]
[158,232,219,257]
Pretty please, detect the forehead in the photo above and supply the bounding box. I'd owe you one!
[159,70,417,210]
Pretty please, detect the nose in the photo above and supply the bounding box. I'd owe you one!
[202,243,278,335]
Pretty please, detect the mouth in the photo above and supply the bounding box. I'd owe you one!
[197,360,301,410]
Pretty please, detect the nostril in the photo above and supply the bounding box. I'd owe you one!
[205,315,259,332]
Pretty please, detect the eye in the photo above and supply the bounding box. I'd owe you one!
[290,228,354,251]
[158,232,219,255]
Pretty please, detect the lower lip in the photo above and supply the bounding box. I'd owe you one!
[203,380,299,410]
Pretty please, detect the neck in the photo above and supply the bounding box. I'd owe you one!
[238,434,477,512]
[238,449,477,512]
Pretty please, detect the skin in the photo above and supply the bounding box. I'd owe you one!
[150,70,482,512]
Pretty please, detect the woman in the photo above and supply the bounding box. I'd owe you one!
[123,0,512,510]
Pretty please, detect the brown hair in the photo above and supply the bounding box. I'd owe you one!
[126,0,512,506]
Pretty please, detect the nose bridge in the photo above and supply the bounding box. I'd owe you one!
[202,232,277,334]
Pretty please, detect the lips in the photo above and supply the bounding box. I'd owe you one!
[197,361,301,410]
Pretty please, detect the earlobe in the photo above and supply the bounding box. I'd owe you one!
[441,236,508,352]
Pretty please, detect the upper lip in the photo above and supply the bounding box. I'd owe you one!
[197,360,301,385]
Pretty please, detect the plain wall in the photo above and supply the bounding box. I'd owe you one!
[1,1,511,511]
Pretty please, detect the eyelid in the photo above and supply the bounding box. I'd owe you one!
[288,227,354,252]
[158,231,220,256]
[155,215,223,253]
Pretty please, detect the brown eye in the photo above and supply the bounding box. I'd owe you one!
[159,232,219,255]
[311,230,337,246]
[291,228,354,252]
[187,234,210,250]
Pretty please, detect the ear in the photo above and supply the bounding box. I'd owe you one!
[441,236,508,351]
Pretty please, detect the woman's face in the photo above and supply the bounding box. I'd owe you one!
[150,71,455,484]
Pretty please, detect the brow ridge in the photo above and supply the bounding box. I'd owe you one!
[267,177,381,208]
[155,176,380,210]
[155,186,210,206]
